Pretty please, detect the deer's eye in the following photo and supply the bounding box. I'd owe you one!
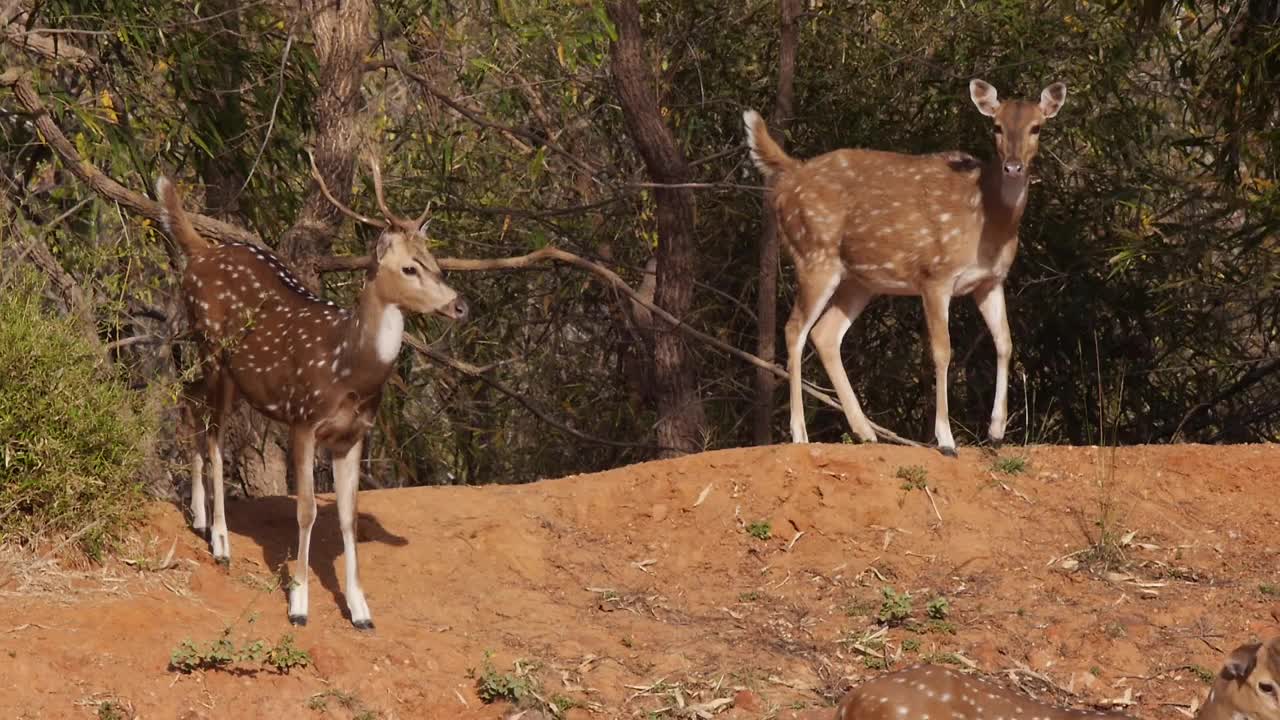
[1260,682,1277,695]
[993,125,1003,135]
[1030,125,1043,135]
[402,266,418,276]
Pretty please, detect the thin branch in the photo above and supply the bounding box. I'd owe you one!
[239,24,296,193]
[403,335,667,451]
[321,246,924,448]
[388,55,602,180]
[1,9,99,73]
[1,69,260,247]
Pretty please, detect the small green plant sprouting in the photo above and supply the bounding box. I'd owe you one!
[926,596,950,620]
[471,651,538,709]
[926,619,956,635]
[551,695,581,714]
[1104,622,1126,639]
[1188,665,1215,684]
[895,465,929,490]
[746,520,772,540]
[308,689,360,712]
[168,631,310,674]
[877,586,913,625]
[863,655,888,670]
[97,701,129,720]
[902,637,921,652]
[1261,583,1279,597]
[738,590,762,602]
[930,652,965,665]
[993,456,1028,475]
[1090,666,1102,677]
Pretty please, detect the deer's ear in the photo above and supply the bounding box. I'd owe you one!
[418,218,431,236]
[970,79,1000,117]
[374,232,395,263]
[1223,643,1262,681]
[1040,82,1068,119]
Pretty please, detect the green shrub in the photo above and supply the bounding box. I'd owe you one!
[0,272,160,557]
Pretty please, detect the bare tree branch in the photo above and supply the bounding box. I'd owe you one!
[1,8,99,73]
[1,69,261,247]
[403,335,668,451]
[319,246,925,448]
[385,55,603,181]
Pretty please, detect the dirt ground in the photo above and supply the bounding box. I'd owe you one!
[2,443,1278,720]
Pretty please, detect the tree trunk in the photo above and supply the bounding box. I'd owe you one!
[752,0,801,446]
[607,0,706,457]
[277,0,374,289]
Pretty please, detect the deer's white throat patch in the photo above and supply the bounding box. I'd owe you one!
[374,305,405,364]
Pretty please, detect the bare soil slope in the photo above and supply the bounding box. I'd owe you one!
[2,444,1279,720]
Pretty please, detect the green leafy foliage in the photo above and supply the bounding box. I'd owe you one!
[877,586,913,626]
[0,272,162,557]
[745,520,772,540]
[168,631,310,674]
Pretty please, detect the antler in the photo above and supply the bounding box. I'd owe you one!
[308,148,433,234]
[307,149,388,229]
[366,153,432,233]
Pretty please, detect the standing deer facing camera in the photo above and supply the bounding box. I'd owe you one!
[744,79,1066,455]
[157,158,468,629]
[830,637,1280,720]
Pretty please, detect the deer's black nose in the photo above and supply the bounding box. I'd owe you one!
[1003,161,1024,176]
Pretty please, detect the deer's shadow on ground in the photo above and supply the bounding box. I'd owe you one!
[215,495,409,623]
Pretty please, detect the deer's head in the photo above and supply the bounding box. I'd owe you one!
[370,223,468,320]
[1204,638,1280,720]
[969,79,1067,196]
[310,150,468,321]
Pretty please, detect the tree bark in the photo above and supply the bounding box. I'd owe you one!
[607,0,706,457]
[276,0,374,290]
[752,0,801,446]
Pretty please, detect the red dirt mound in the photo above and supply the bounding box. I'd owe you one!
[2,443,1278,720]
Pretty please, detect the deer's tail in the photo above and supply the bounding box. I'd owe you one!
[742,109,798,179]
[154,176,209,255]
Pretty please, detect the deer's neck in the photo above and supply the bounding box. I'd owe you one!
[980,160,1029,234]
[1195,684,1250,720]
[336,284,404,396]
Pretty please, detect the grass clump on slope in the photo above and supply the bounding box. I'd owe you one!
[0,272,162,558]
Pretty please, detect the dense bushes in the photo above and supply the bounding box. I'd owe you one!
[0,274,162,558]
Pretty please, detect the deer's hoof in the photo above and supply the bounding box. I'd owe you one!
[213,555,230,568]
[990,438,1004,450]
[353,619,375,632]
[288,614,308,627]
[939,445,958,458]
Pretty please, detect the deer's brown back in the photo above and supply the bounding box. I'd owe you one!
[772,148,991,293]
[836,666,1128,720]
[183,242,353,424]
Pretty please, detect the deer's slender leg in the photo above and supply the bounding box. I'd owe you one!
[333,439,372,630]
[921,285,957,457]
[287,425,317,626]
[181,392,209,532]
[206,370,236,563]
[974,282,1012,446]
[784,268,843,444]
[809,279,878,443]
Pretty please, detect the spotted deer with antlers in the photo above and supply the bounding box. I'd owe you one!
[157,157,468,629]
[744,79,1067,455]
[830,636,1280,720]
